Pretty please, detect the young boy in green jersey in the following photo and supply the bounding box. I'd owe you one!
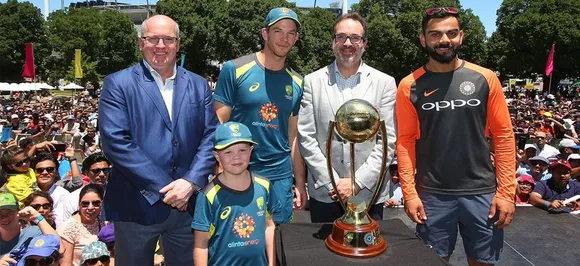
[192,122,280,266]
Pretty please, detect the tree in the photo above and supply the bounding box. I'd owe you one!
[491,0,580,85]
[329,1,341,8]
[155,0,226,76]
[353,0,488,81]
[0,0,48,82]
[287,7,336,75]
[43,8,138,85]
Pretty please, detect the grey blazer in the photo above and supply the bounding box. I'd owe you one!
[298,62,397,204]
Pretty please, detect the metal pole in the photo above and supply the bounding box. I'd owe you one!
[549,74,553,95]
[342,0,347,15]
[44,0,49,20]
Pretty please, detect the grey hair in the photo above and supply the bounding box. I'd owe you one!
[139,16,180,38]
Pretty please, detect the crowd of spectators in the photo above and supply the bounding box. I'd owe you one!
[1,83,580,265]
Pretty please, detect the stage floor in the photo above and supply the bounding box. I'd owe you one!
[292,206,580,266]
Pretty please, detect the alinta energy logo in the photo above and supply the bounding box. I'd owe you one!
[228,213,260,248]
[253,103,279,130]
[232,213,255,238]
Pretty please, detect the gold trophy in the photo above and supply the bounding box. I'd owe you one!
[324,99,388,258]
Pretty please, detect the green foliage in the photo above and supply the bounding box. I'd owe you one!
[44,7,138,86]
[288,7,336,75]
[492,0,580,82]
[0,0,48,82]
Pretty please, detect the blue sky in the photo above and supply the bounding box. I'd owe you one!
[5,0,502,35]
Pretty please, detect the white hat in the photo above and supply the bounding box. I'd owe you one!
[524,144,537,151]
[567,154,580,161]
[559,139,580,149]
[11,114,19,119]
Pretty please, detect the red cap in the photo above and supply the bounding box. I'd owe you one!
[549,161,572,170]
[518,174,535,184]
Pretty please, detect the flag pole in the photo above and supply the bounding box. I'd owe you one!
[548,74,553,95]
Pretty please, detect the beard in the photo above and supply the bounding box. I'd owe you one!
[425,43,458,64]
[334,48,364,68]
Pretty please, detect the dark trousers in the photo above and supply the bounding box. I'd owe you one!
[309,197,384,223]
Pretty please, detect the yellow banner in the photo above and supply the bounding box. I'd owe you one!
[74,49,83,78]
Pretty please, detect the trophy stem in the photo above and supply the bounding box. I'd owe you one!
[349,142,356,195]
[367,121,389,210]
[326,121,346,210]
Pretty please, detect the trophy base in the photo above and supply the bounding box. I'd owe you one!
[325,218,387,258]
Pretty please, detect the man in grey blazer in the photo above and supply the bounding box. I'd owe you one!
[298,13,397,223]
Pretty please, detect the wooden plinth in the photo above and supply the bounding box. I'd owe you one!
[325,219,388,258]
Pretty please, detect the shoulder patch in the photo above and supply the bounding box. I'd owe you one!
[231,54,258,79]
[285,68,303,88]
[254,175,270,192]
[204,183,222,205]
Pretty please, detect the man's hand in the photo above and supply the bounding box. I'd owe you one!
[488,197,515,228]
[404,198,427,224]
[18,206,41,222]
[159,179,195,211]
[0,254,17,266]
[549,199,563,209]
[329,178,360,202]
[385,199,401,208]
[65,143,75,158]
[34,141,55,152]
[293,184,307,210]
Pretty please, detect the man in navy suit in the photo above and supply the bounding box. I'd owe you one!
[99,15,218,266]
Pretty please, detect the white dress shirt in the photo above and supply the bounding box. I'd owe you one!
[142,60,177,121]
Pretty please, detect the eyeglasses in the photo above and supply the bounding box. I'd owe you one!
[80,200,102,208]
[84,256,110,265]
[425,7,459,16]
[141,36,179,45]
[24,257,55,266]
[536,136,545,140]
[13,156,31,167]
[333,34,364,44]
[30,203,52,210]
[35,167,55,174]
[90,168,111,175]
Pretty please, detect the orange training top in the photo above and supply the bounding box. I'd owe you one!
[395,60,516,202]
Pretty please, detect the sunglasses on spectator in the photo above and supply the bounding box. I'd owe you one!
[90,168,111,175]
[35,167,55,174]
[536,136,545,140]
[80,200,102,208]
[84,256,110,265]
[13,156,31,167]
[24,257,56,266]
[517,182,533,187]
[425,7,458,16]
[30,203,52,210]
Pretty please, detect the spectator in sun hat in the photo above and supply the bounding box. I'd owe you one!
[517,144,538,174]
[515,174,535,204]
[567,153,580,181]
[527,156,551,182]
[0,192,61,256]
[97,224,115,262]
[557,138,580,160]
[14,234,61,266]
[79,241,110,266]
[529,160,580,212]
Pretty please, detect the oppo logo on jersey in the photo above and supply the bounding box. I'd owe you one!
[421,99,481,111]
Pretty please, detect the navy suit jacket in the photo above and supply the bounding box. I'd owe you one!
[99,61,218,225]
